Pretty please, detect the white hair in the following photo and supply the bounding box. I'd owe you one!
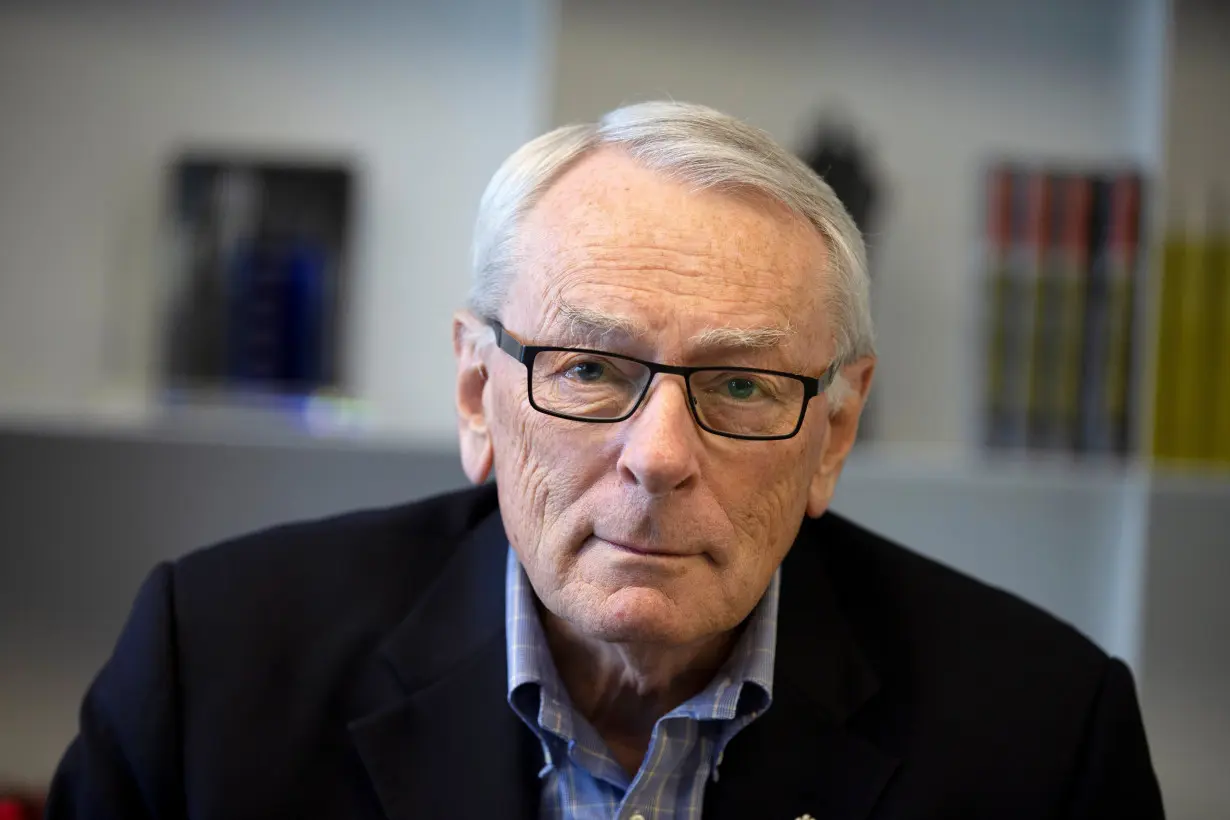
[468,101,874,408]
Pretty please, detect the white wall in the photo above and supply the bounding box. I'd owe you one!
[1139,479,1230,820]
[1163,0,1230,218]
[553,0,1167,449]
[0,0,553,442]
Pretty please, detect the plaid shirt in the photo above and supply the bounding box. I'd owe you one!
[505,548,780,820]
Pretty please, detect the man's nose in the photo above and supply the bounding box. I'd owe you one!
[616,376,702,496]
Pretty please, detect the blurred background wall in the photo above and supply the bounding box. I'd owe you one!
[553,0,1164,448]
[0,0,1227,816]
[0,0,553,438]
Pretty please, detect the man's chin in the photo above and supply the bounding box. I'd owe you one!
[580,586,697,645]
[582,618,680,645]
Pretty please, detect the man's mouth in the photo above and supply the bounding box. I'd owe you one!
[592,535,698,559]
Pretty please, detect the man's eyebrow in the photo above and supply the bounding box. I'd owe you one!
[688,324,794,351]
[552,302,794,356]
[554,303,651,345]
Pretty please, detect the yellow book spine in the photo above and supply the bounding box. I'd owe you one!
[986,259,1010,440]
[1174,237,1211,461]
[1152,239,1186,461]
[1210,237,1230,465]
[1057,260,1086,447]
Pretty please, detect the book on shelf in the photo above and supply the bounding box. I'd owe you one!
[1028,173,1094,452]
[1079,173,1142,455]
[1025,172,1058,450]
[162,156,354,402]
[985,166,1046,450]
[983,165,1017,449]
[226,236,330,390]
[981,164,1146,459]
[1153,192,1230,467]
[1211,211,1230,464]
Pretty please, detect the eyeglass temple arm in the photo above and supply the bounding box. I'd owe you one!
[817,362,842,395]
[486,319,527,362]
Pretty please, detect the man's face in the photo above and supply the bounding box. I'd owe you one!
[465,148,859,647]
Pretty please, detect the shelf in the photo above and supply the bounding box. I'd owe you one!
[0,401,443,455]
[4,403,1227,496]
[845,442,1152,492]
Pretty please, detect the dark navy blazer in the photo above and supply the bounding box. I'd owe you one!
[46,483,1164,819]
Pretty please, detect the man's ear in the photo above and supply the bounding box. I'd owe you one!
[453,311,494,485]
[807,356,875,517]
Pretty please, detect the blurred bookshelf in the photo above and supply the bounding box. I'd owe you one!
[0,0,1221,552]
[1,0,1212,482]
[7,403,1228,500]
[41,0,1188,487]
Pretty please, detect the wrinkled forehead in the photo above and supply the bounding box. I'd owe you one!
[506,150,832,349]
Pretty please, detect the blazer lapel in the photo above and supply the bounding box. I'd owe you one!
[705,524,900,820]
[347,505,541,820]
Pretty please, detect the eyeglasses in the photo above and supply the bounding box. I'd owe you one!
[486,319,837,441]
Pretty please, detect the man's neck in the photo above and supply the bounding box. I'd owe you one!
[540,604,740,776]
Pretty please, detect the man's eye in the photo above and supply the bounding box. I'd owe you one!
[724,378,759,400]
[567,361,607,382]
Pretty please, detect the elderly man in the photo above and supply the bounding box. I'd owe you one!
[48,103,1163,820]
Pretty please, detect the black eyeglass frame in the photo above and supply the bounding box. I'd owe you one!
[486,318,838,441]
